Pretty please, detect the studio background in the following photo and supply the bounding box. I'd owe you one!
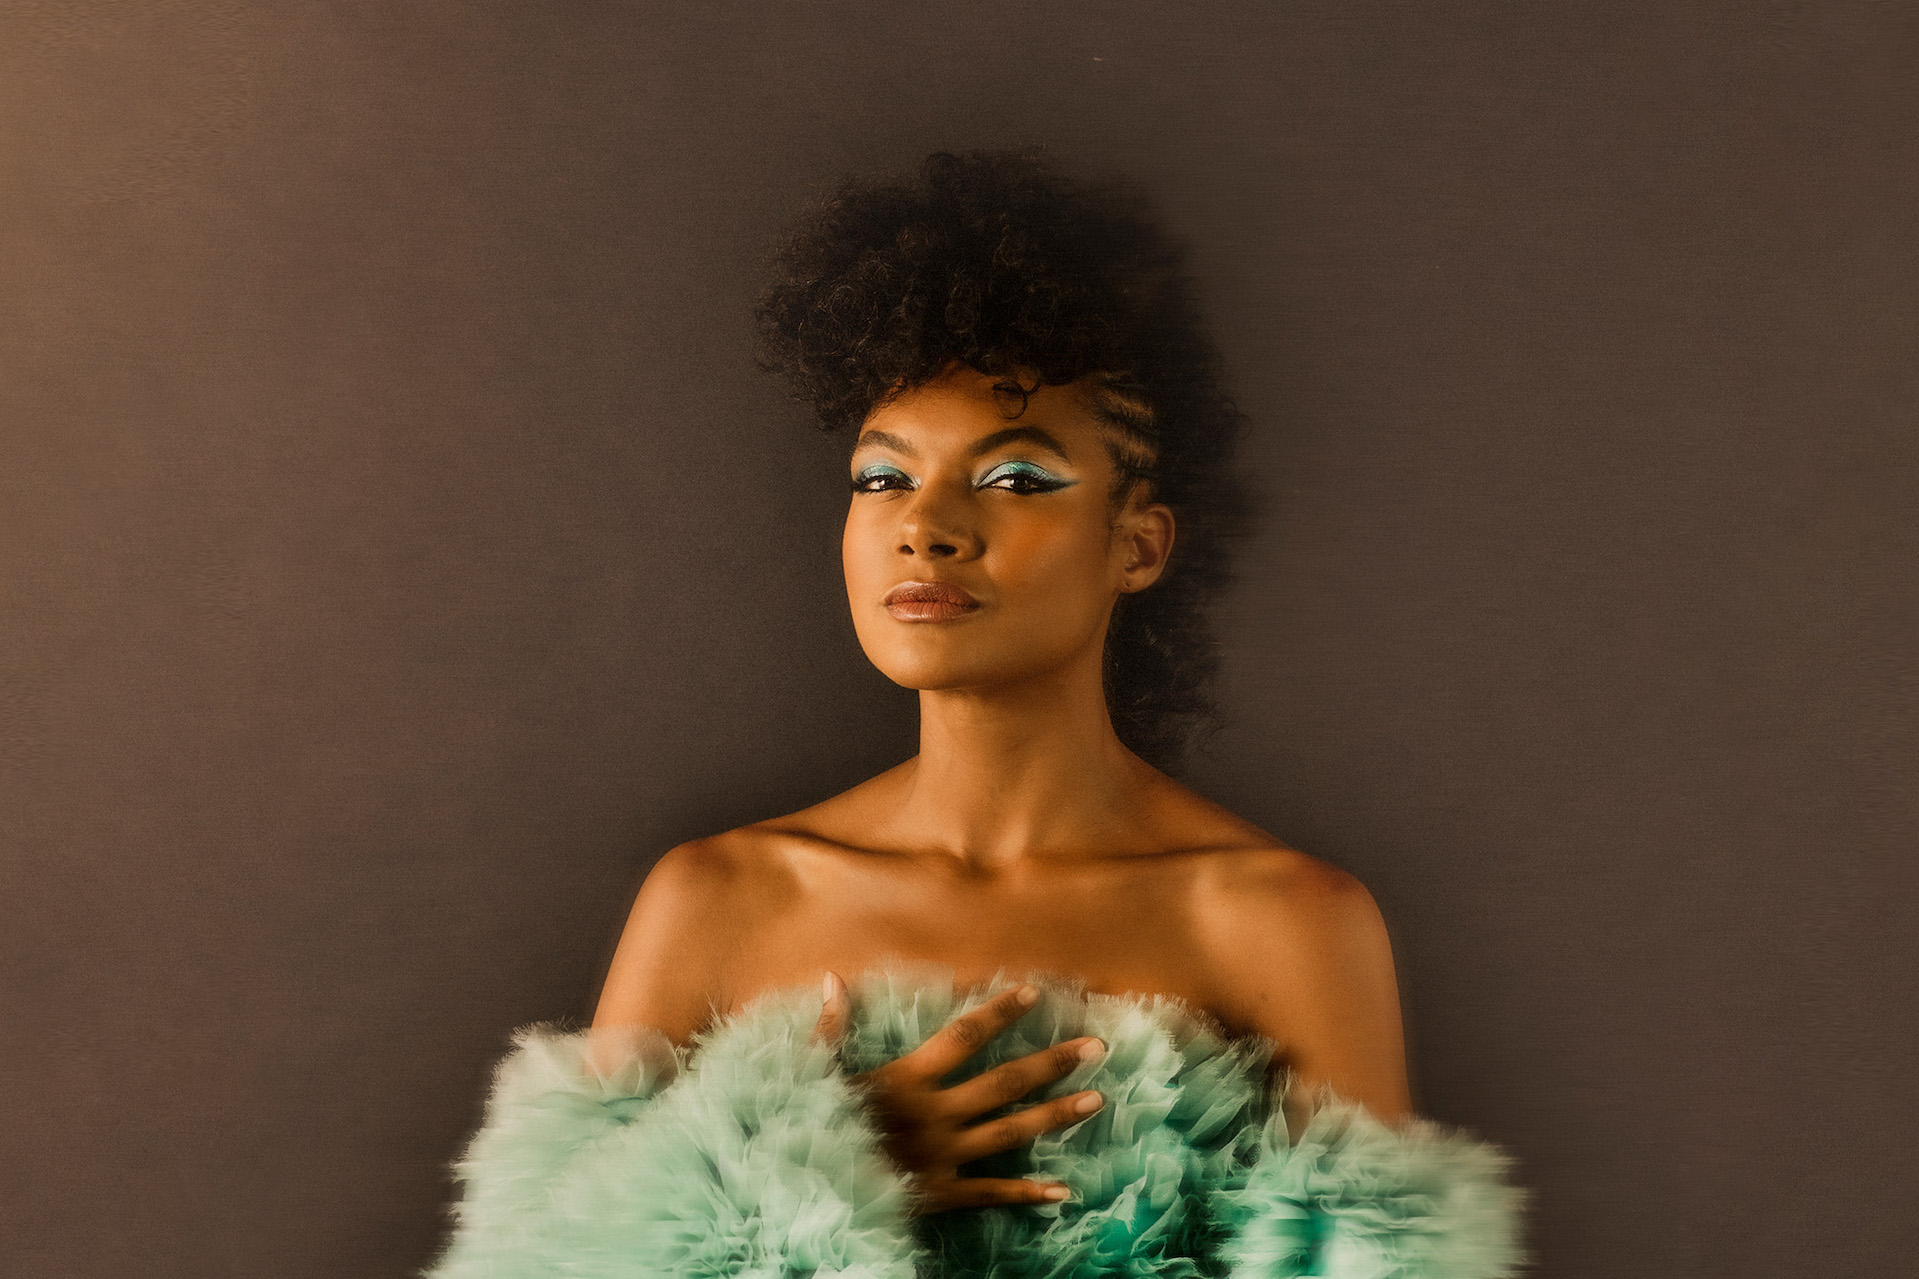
[3,3,1913,1275]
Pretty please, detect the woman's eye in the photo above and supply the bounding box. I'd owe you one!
[981,462,1074,494]
[851,466,912,493]
[851,462,1076,495]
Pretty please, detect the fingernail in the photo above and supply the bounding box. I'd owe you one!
[1077,1038,1105,1063]
[1043,1184,1071,1201]
[1014,983,1039,1006]
[1074,1091,1103,1114]
[822,972,839,1001]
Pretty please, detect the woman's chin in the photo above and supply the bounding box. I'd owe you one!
[867,652,1069,696]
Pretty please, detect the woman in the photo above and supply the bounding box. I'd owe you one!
[426,150,1525,1278]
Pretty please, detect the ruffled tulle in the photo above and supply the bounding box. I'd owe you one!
[828,961,1278,1279]
[425,962,1527,1278]
[426,995,921,1278]
[1212,1083,1527,1277]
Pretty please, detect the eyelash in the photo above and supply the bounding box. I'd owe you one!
[850,463,1071,496]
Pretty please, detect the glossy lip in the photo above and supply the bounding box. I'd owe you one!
[884,580,979,606]
[884,579,981,622]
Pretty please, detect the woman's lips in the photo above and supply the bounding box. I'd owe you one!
[887,599,979,622]
[884,581,981,622]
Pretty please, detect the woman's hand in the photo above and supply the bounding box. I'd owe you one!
[813,970,1106,1215]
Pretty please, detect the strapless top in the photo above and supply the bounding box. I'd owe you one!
[423,962,1527,1278]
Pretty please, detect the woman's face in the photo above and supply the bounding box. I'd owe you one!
[842,362,1174,696]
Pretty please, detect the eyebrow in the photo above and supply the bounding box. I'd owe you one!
[850,425,1073,464]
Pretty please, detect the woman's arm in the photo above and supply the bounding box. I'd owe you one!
[1197,852,1527,1277]
[592,837,745,1047]
[425,841,927,1278]
[1200,851,1413,1127]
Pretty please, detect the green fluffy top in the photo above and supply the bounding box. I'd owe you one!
[428,961,1528,1279]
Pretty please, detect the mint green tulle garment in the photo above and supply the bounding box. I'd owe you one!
[424,963,1527,1279]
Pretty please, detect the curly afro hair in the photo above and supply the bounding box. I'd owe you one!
[754,148,1257,774]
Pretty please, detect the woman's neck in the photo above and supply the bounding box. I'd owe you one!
[882,665,1160,871]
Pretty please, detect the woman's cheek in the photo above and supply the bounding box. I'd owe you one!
[841,515,887,594]
[998,557,1108,646]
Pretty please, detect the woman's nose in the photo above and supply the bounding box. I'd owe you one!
[896,484,979,559]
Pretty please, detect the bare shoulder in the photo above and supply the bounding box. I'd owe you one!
[1193,844,1389,946]
[1189,843,1413,1123]
[1143,774,1396,1014]
[1142,776,1383,925]
[1120,771,1391,965]
[591,829,793,1043]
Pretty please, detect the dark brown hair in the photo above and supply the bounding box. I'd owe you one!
[755,149,1256,773]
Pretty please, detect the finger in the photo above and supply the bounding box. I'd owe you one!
[811,971,850,1046]
[902,982,1041,1081]
[951,1088,1104,1163]
[939,1036,1106,1119]
[913,1177,1073,1215]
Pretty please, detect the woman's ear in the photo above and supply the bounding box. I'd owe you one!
[1117,500,1176,592]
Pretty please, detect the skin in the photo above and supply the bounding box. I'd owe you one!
[594,361,1413,1212]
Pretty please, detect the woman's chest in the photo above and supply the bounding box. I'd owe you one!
[715,850,1253,1036]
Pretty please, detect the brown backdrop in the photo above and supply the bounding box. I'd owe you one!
[3,3,1914,1275]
